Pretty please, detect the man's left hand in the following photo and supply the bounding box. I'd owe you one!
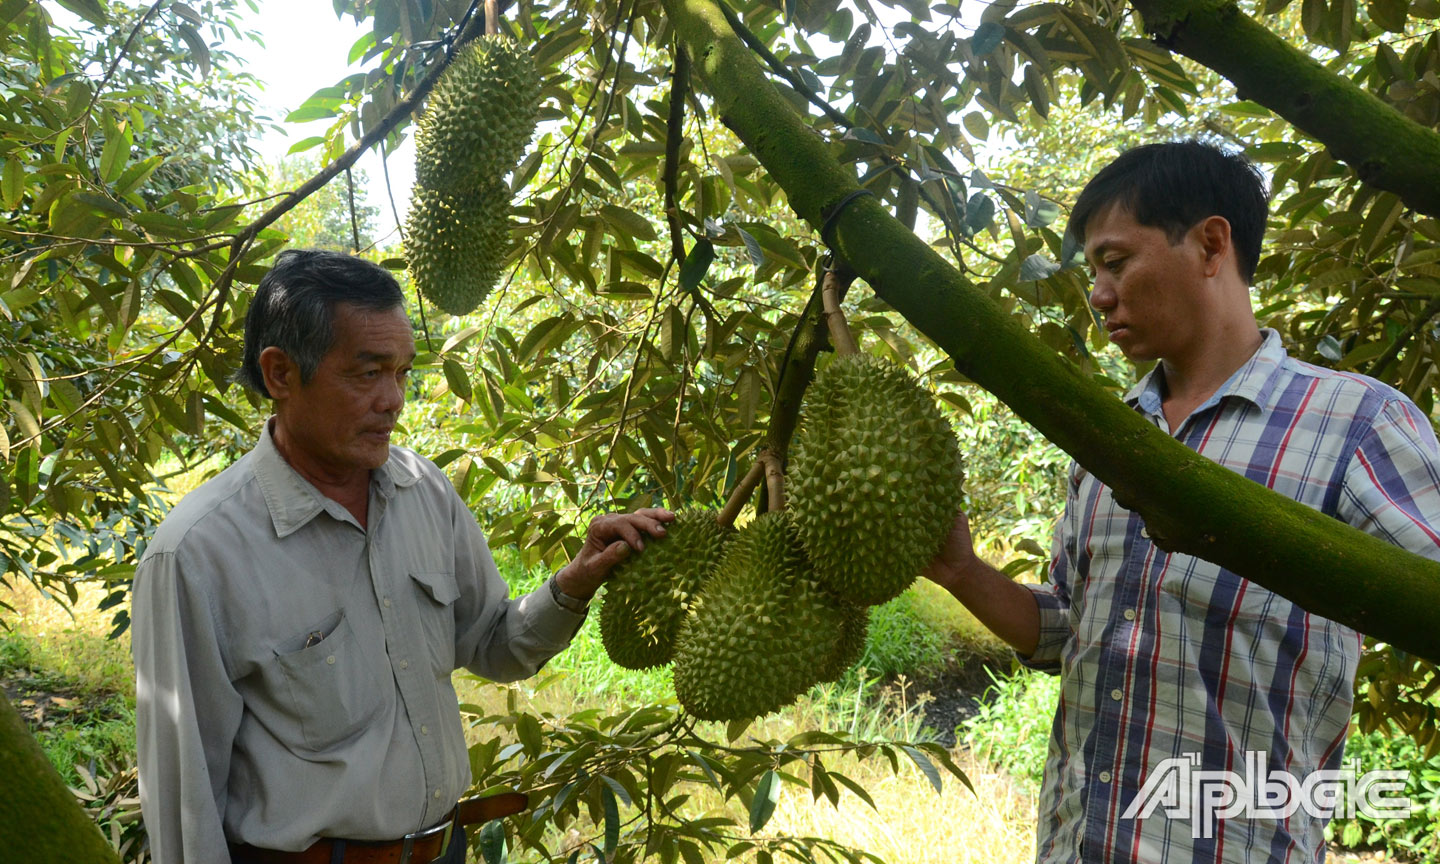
[554,508,675,601]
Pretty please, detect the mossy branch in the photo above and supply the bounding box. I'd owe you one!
[1132,0,1440,218]
[0,692,120,862]
[663,0,1440,662]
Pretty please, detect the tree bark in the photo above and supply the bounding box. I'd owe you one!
[662,0,1440,662]
[1131,0,1440,219]
[0,691,120,862]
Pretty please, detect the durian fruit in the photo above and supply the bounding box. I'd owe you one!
[405,181,511,315]
[414,35,541,193]
[599,509,733,670]
[788,353,965,606]
[818,605,870,685]
[672,512,850,721]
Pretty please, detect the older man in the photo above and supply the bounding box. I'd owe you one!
[926,142,1440,862]
[132,250,672,864]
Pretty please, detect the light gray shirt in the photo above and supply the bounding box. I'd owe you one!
[132,422,585,863]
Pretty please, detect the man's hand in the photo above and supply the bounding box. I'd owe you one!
[923,509,982,592]
[555,508,676,600]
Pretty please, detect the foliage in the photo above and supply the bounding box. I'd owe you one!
[855,591,950,680]
[459,678,969,864]
[267,155,380,253]
[1328,713,1440,862]
[959,666,1061,795]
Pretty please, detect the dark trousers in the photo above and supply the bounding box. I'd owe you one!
[229,825,469,864]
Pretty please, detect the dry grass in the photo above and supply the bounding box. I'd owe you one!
[0,579,133,699]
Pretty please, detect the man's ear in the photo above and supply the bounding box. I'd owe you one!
[1197,215,1233,279]
[258,346,298,400]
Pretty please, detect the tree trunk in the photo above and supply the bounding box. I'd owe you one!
[0,690,120,862]
[662,0,1440,662]
[1132,0,1440,219]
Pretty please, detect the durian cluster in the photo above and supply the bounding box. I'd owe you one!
[405,36,540,315]
[598,353,963,722]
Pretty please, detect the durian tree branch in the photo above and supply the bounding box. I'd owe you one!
[663,46,691,264]
[1131,0,1440,218]
[719,459,766,527]
[663,0,1440,662]
[0,692,120,863]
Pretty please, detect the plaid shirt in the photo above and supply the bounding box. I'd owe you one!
[1025,329,1440,863]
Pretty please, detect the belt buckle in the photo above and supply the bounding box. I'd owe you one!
[398,815,454,864]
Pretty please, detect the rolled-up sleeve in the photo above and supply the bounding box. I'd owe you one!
[449,495,586,681]
[132,550,244,864]
[1017,467,1080,673]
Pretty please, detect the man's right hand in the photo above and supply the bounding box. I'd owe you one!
[923,509,981,591]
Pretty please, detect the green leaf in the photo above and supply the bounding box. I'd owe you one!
[600,204,658,241]
[679,239,715,293]
[479,818,507,864]
[749,769,780,833]
[901,745,944,794]
[2,158,24,209]
[286,136,326,155]
[100,122,131,184]
[602,783,620,856]
[736,228,765,269]
[599,774,633,808]
[443,358,472,403]
[176,23,210,78]
[54,0,106,26]
[973,21,1005,55]
[962,111,989,140]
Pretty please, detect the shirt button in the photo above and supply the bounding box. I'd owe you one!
[433,788,442,800]
[1123,609,1136,621]
[1111,688,1123,701]
[1140,525,1151,539]
[399,660,409,670]
[326,655,336,665]
[1099,771,1112,783]
[383,597,392,608]
[421,725,429,736]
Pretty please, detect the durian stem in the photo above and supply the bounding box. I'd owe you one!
[760,451,785,512]
[821,268,859,357]
[485,0,499,34]
[718,458,766,527]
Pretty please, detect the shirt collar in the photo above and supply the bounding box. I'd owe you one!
[250,419,423,538]
[1123,328,1288,420]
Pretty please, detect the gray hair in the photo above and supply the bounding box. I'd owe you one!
[235,250,406,398]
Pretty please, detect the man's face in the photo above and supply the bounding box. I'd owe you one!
[281,303,415,476]
[1082,203,1211,364]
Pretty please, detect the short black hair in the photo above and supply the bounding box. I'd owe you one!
[236,250,406,398]
[1067,140,1269,283]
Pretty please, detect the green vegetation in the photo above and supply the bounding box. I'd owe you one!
[960,667,1062,795]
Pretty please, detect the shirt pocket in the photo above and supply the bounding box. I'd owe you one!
[274,610,385,752]
[410,569,459,673]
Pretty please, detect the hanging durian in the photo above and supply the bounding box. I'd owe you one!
[672,511,851,722]
[788,272,966,606]
[413,35,541,193]
[404,182,511,315]
[406,34,541,315]
[599,509,733,670]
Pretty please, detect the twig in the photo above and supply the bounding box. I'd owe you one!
[718,2,849,129]
[345,166,361,252]
[760,451,785,511]
[662,45,691,264]
[820,268,858,356]
[76,0,166,132]
[1366,296,1440,379]
[717,459,765,527]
